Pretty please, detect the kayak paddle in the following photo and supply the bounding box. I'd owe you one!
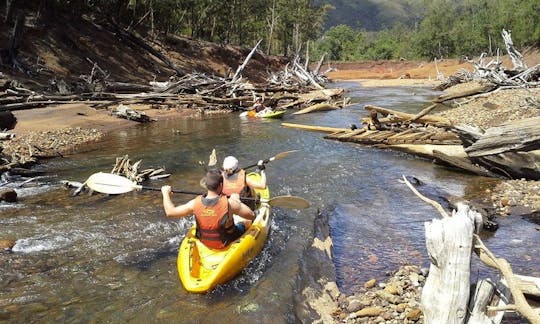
[86,172,310,209]
[242,150,298,170]
[261,195,310,209]
[86,172,202,195]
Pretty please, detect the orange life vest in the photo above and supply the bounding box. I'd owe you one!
[222,169,246,196]
[193,195,234,249]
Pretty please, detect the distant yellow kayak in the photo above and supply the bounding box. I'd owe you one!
[177,173,271,293]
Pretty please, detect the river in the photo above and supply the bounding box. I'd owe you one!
[1,81,538,322]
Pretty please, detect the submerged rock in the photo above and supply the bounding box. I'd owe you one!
[0,189,17,202]
[0,239,16,251]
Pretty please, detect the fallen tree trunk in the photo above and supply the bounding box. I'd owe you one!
[433,84,497,103]
[364,105,451,126]
[292,103,340,115]
[405,177,540,323]
[232,39,262,82]
[281,122,347,133]
[464,117,540,157]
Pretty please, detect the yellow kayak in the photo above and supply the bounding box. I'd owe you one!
[177,172,271,293]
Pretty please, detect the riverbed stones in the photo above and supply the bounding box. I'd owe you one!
[0,189,17,202]
[334,265,425,323]
[0,239,15,251]
[355,306,384,317]
[490,179,540,217]
[364,278,377,289]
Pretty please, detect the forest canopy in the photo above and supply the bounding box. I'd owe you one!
[312,0,540,61]
[4,0,539,61]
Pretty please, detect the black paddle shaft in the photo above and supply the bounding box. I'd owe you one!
[242,158,271,171]
[146,186,260,201]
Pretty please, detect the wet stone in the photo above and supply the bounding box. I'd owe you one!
[0,239,16,251]
[355,306,384,317]
[406,308,423,321]
[347,299,363,313]
[0,189,17,202]
[364,278,377,289]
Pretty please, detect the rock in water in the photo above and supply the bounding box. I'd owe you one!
[0,189,17,202]
[0,111,17,130]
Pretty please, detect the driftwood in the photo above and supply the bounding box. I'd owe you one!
[420,203,480,323]
[110,155,169,184]
[463,117,540,157]
[451,119,540,180]
[433,84,497,103]
[436,29,539,91]
[282,120,466,160]
[281,122,347,134]
[112,104,153,122]
[404,176,540,323]
[467,279,509,324]
[292,103,340,115]
[432,150,499,178]
[0,132,15,140]
[232,39,262,82]
[363,105,451,126]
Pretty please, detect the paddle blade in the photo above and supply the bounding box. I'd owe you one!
[86,172,139,194]
[271,150,298,162]
[265,195,310,209]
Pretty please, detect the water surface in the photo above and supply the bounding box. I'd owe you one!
[1,81,538,321]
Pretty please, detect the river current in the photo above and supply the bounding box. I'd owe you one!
[1,81,538,322]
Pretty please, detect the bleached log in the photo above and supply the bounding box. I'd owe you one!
[112,104,153,122]
[465,116,540,157]
[434,84,497,103]
[293,61,324,89]
[292,103,340,115]
[313,53,326,75]
[512,275,540,297]
[232,39,262,82]
[364,105,451,125]
[474,237,540,323]
[281,122,347,133]
[432,150,499,178]
[501,29,525,70]
[0,132,15,140]
[467,279,503,324]
[420,203,482,324]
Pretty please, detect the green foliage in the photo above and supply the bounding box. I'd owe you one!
[313,0,540,61]
[41,0,540,61]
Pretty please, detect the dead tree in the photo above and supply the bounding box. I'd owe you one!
[404,176,540,323]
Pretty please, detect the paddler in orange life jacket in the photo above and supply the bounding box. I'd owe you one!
[221,156,267,209]
[160,169,255,249]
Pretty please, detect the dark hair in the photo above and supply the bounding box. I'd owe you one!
[205,169,223,191]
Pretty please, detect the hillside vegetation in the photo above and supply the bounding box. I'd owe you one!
[0,3,288,91]
[313,0,540,61]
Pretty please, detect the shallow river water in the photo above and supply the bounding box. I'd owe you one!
[1,81,539,322]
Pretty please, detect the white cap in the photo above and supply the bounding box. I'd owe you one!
[222,156,239,173]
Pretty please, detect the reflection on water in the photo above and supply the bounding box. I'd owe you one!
[1,81,538,320]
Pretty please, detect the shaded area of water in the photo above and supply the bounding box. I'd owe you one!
[1,81,538,321]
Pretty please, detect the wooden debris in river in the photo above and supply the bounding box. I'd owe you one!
[112,104,154,123]
[111,155,169,184]
[403,176,540,324]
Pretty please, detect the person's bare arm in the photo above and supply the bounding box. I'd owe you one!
[229,193,255,220]
[246,169,266,189]
[161,185,195,218]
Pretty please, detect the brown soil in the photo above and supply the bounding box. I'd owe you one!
[327,47,540,82]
